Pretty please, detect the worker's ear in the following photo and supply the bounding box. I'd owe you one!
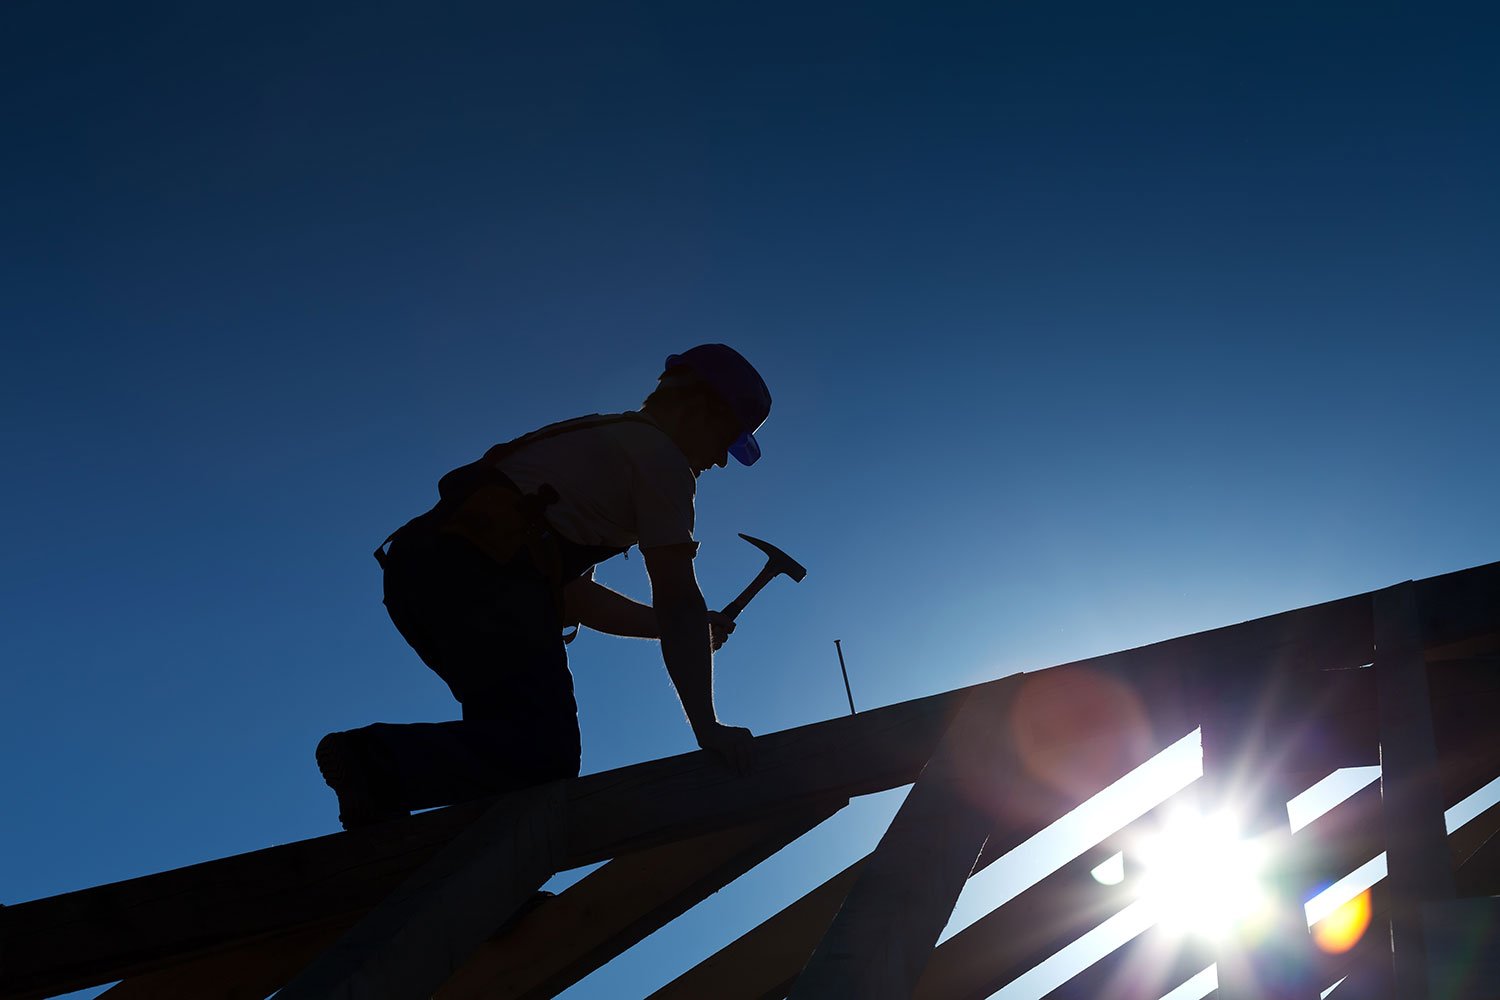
[687,387,718,423]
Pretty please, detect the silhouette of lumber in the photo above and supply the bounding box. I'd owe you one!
[3,560,1498,1000]
[652,750,1394,999]
[914,794,1191,1000]
[94,804,844,1000]
[921,765,1364,1000]
[1044,925,1213,1000]
[1456,816,1500,891]
[790,686,1012,999]
[0,685,958,999]
[437,801,844,1000]
[1374,583,1458,1000]
[644,850,862,999]
[274,781,568,1000]
[97,917,350,1000]
[665,694,1497,999]
[1422,896,1500,1000]
[652,698,1202,999]
[1041,768,1500,1000]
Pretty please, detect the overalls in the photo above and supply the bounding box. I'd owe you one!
[360,415,648,811]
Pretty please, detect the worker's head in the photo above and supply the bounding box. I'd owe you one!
[644,344,772,475]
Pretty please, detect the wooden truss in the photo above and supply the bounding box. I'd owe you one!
[4,562,1500,999]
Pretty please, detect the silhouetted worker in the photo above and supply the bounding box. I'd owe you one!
[317,345,770,829]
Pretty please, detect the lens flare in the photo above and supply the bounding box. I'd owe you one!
[1310,888,1372,954]
[1135,808,1272,940]
[1011,667,1152,802]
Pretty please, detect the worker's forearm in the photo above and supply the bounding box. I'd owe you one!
[564,579,659,638]
[656,594,718,735]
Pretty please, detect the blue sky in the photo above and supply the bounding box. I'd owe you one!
[3,2,1497,997]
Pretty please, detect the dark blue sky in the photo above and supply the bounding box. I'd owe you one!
[4,3,1497,997]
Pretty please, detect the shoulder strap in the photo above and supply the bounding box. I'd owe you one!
[479,411,659,464]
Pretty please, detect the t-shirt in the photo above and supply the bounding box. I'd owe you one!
[494,412,697,552]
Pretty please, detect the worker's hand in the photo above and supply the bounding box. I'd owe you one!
[707,611,736,652]
[696,721,754,776]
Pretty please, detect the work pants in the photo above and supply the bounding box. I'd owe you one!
[360,520,582,811]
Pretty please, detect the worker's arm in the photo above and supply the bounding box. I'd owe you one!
[642,542,752,772]
[563,577,658,638]
[562,576,735,648]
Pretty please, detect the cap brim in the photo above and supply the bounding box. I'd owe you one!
[729,432,760,466]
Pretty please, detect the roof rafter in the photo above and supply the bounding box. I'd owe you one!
[2,561,1497,999]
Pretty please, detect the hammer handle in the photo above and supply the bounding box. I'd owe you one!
[719,563,779,622]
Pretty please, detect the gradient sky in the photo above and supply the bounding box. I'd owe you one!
[3,3,1497,997]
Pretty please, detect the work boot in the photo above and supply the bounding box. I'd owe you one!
[315,729,409,831]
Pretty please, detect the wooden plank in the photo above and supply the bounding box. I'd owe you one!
[0,687,960,1000]
[91,806,844,1000]
[919,772,1308,1000]
[0,800,490,1000]
[1374,583,1456,1000]
[915,813,1175,1000]
[1454,813,1500,893]
[1414,559,1500,650]
[647,792,1104,1000]
[924,756,1409,1000]
[438,800,845,1000]
[1422,897,1500,1000]
[275,780,567,1000]
[97,918,351,1000]
[645,853,865,1000]
[6,561,1498,999]
[642,697,1493,1000]
[790,686,1012,999]
[1309,767,1500,1000]
[1044,925,1213,1000]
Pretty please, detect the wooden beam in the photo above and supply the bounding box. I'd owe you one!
[1374,583,1456,1000]
[918,769,1343,1000]
[790,686,1012,999]
[923,753,1416,1000]
[1308,763,1500,1000]
[97,918,351,1000]
[1043,925,1213,1000]
[0,684,960,1000]
[652,696,1490,1000]
[1453,813,1500,893]
[645,852,864,1000]
[438,800,845,1000]
[646,802,1070,1000]
[275,781,567,1000]
[1421,897,1500,1000]
[658,771,1205,1000]
[916,820,1167,999]
[6,561,1497,999]
[91,805,845,1000]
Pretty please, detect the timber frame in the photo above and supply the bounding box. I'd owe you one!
[4,561,1499,999]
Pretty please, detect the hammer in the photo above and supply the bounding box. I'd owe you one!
[719,533,807,621]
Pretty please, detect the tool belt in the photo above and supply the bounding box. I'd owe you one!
[373,466,560,577]
[374,413,650,617]
[434,467,563,579]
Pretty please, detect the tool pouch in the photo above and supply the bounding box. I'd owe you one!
[435,477,572,631]
[437,482,554,568]
[433,460,561,578]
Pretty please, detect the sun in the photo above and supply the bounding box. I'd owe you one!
[1132,807,1274,939]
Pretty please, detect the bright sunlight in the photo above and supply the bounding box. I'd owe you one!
[1133,807,1274,939]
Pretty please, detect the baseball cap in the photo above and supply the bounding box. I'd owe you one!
[663,344,772,466]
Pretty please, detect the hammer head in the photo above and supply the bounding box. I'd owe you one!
[738,532,807,582]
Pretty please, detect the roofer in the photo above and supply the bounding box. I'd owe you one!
[316,345,770,829]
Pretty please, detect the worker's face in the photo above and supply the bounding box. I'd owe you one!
[684,399,742,477]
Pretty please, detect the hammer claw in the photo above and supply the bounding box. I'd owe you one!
[719,532,806,622]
